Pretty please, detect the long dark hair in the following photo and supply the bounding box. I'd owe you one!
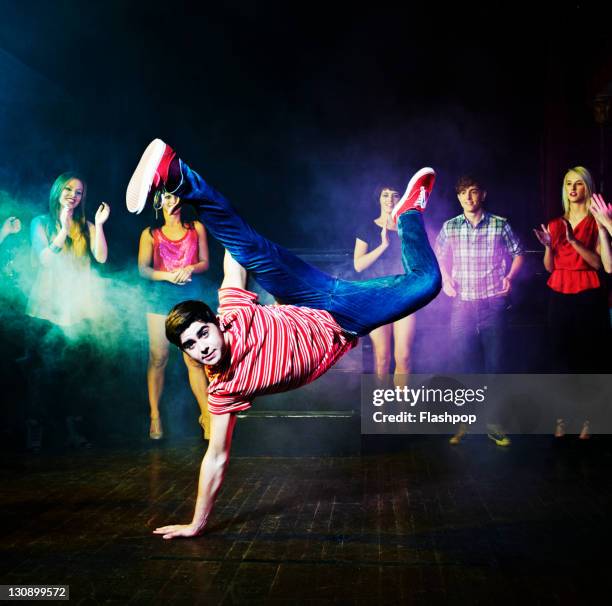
[148,189,196,235]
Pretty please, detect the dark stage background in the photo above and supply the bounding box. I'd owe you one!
[2,1,612,254]
[2,4,612,605]
[1,2,612,449]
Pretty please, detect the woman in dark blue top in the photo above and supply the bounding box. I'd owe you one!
[353,185,417,379]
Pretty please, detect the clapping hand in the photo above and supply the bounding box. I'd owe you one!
[533,223,552,247]
[174,265,194,285]
[1,217,21,237]
[563,219,576,244]
[591,193,612,235]
[59,205,73,233]
[95,202,111,226]
[168,267,193,285]
[380,223,389,249]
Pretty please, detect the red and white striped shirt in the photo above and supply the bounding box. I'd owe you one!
[205,288,358,415]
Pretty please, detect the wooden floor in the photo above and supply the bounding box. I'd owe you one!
[1,436,610,605]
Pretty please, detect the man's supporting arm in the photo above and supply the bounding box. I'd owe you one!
[153,411,238,539]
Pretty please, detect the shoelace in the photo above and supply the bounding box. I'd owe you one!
[415,186,427,207]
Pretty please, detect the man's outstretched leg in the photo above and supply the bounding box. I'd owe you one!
[318,168,441,335]
[126,139,441,334]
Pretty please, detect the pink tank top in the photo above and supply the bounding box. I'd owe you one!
[152,226,199,272]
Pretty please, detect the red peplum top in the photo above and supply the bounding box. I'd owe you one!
[547,215,600,294]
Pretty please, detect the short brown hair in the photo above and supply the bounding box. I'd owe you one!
[455,175,485,194]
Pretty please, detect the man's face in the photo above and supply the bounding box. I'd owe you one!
[457,185,486,214]
[180,321,226,365]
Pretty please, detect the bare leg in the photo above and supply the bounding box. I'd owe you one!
[146,313,169,438]
[369,324,393,379]
[184,351,211,440]
[393,314,416,382]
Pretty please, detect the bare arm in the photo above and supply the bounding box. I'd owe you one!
[89,202,110,263]
[499,254,525,294]
[542,246,554,272]
[591,195,612,272]
[173,222,210,284]
[89,222,107,263]
[508,254,524,280]
[353,230,389,273]
[0,217,21,246]
[438,260,457,296]
[571,239,601,269]
[220,249,247,289]
[153,411,238,539]
[533,224,554,272]
[565,221,601,270]
[598,226,612,273]
[434,227,457,297]
[591,194,612,237]
[191,221,209,273]
[137,229,176,282]
[33,218,68,267]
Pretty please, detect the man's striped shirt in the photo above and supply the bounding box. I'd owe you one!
[205,288,357,414]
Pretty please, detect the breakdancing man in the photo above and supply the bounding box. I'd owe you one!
[125,139,441,539]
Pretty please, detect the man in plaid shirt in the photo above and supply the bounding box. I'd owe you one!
[435,175,524,444]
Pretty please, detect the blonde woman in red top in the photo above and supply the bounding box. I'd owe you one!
[534,167,610,436]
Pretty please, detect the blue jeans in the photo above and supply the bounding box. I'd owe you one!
[449,297,508,373]
[174,160,441,336]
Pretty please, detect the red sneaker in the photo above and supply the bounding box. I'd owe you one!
[126,139,177,214]
[391,167,436,223]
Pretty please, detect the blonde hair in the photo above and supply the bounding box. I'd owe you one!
[562,166,594,217]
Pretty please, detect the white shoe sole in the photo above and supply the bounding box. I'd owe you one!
[391,166,435,222]
[126,138,166,214]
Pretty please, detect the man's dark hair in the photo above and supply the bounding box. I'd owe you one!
[165,300,218,348]
[455,175,485,194]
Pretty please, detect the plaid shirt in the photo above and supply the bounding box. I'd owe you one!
[435,212,523,300]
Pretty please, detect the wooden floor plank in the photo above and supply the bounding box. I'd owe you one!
[1,436,610,603]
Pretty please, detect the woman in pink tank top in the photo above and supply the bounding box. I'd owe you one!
[138,189,211,441]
